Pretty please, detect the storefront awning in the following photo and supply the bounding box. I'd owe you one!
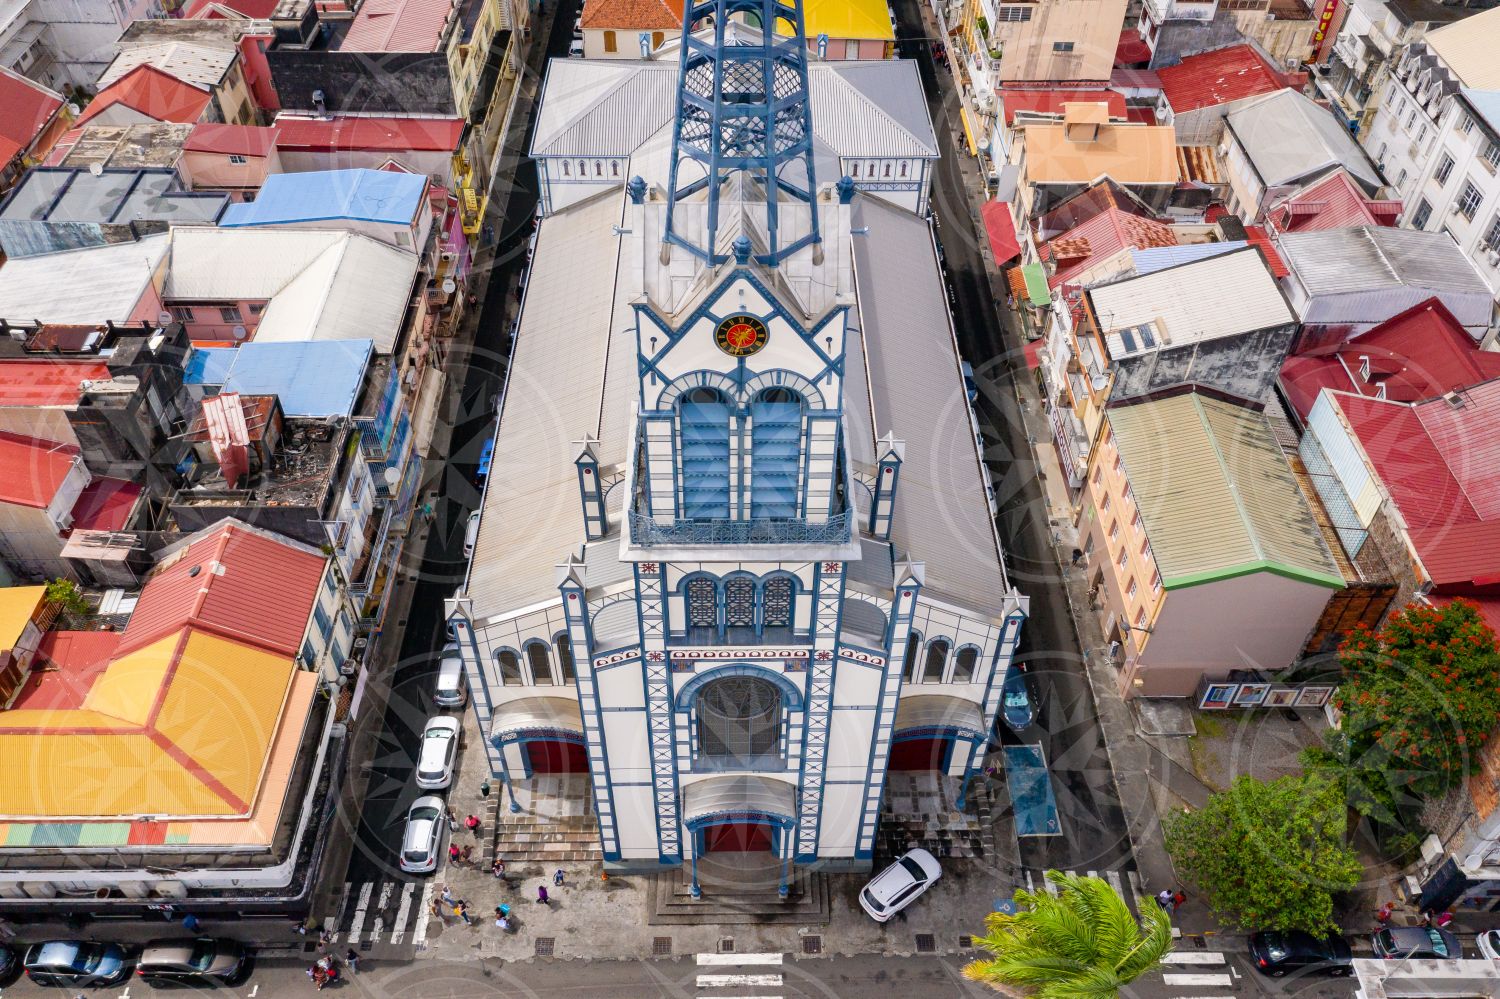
[490,695,584,742]
[959,106,980,158]
[1021,262,1052,307]
[981,201,1021,265]
[682,774,797,826]
[893,693,986,740]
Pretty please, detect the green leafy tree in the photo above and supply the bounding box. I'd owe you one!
[1163,774,1360,934]
[1333,600,1500,799]
[962,870,1171,999]
[44,578,88,623]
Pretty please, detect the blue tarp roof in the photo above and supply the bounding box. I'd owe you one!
[183,347,238,386]
[1128,240,1246,277]
[220,169,426,227]
[220,339,374,418]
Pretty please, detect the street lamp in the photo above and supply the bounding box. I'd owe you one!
[501,772,521,814]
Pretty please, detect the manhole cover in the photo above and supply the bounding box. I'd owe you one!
[958,935,973,949]
[653,937,672,957]
[535,937,554,957]
[718,937,735,954]
[1190,935,1206,949]
[802,936,822,955]
[915,934,936,953]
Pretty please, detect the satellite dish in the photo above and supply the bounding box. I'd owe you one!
[383,466,400,485]
[441,278,456,295]
[88,162,104,177]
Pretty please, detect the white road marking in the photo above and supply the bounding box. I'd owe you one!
[1024,869,1035,892]
[695,953,784,965]
[389,882,417,945]
[696,973,783,987]
[248,987,259,998]
[412,881,436,950]
[117,989,130,999]
[346,881,373,943]
[1104,869,1125,900]
[1161,952,1226,965]
[1163,973,1234,987]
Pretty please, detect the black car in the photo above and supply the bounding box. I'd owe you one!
[22,940,134,987]
[1249,931,1353,977]
[0,944,18,982]
[137,937,252,986]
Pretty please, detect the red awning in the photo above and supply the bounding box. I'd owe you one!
[1023,339,1045,370]
[982,201,1021,265]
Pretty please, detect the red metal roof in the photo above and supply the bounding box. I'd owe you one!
[1433,595,1500,634]
[68,477,142,533]
[1266,168,1403,233]
[998,89,1126,125]
[76,65,212,127]
[116,520,327,658]
[0,66,64,167]
[1243,224,1288,278]
[981,200,1021,264]
[272,115,465,153]
[184,123,279,156]
[16,631,122,710]
[1280,298,1500,419]
[0,432,79,509]
[0,360,111,407]
[1157,44,1300,114]
[342,0,452,52]
[183,0,282,16]
[1115,28,1152,67]
[1043,206,1177,289]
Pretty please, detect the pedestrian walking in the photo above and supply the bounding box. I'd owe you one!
[536,885,550,905]
[480,780,491,798]
[456,900,472,926]
[448,844,462,864]
[430,897,446,921]
[553,869,565,887]
[1155,889,1173,911]
[345,948,360,973]
[440,884,455,904]
[460,844,473,864]
[182,912,201,933]
[465,814,481,837]
[1171,890,1186,912]
[491,858,506,879]
[1376,901,1396,924]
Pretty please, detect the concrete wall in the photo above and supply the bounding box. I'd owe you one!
[276,147,455,186]
[987,0,1127,83]
[181,148,281,193]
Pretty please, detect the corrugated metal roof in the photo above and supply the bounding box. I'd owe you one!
[342,0,453,52]
[1224,89,1382,191]
[1157,44,1292,114]
[183,347,237,386]
[1086,246,1293,356]
[1279,225,1491,297]
[1266,167,1402,232]
[0,360,112,406]
[1045,207,1177,289]
[852,195,1010,609]
[467,192,629,620]
[1427,7,1500,88]
[0,66,63,167]
[271,115,465,153]
[682,774,797,823]
[1108,393,1343,589]
[0,585,45,646]
[76,65,213,127]
[220,339,373,418]
[165,228,417,352]
[221,169,426,226]
[1128,240,1245,275]
[0,234,169,324]
[97,40,236,90]
[0,431,80,509]
[823,61,937,156]
[999,89,1124,125]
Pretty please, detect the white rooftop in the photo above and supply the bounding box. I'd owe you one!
[97,40,237,90]
[0,234,169,324]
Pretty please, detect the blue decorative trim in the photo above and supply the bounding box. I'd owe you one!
[558,578,622,859]
[892,725,986,743]
[493,727,587,747]
[673,662,807,711]
[686,808,797,831]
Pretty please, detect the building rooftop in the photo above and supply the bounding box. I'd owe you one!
[0,167,227,228]
[179,409,349,510]
[1019,115,1178,186]
[184,122,278,156]
[1225,89,1383,192]
[183,0,282,17]
[220,168,426,227]
[999,89,1125,125]
[164,228,417,352]
[0,360,112,407]
[75,65,213,128]
[69,476,143,532]
[0,234,169,324]
[580,0,893,39]
[97,39,237,91]
[1109,393,1343,590]
[1265,167,1403,233]
[270,114,465,153]
[217,339,374,417]
[0,66,63,167]
[0,586,45,648]
[1281,297,1500,419]
[1042,206,1177,289]
[183,346,237,385]
[1426,5,1500,88]
[0,431,78,509]
[48,123,194,170]
[1157,43,1299,114]
[341,0,454,52]
[1127,240,1245,275]
[579,0,679,29]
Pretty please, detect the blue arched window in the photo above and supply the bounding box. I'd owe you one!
[525,640,553,684]
[679,387,731,520]
[952,644,980,683]
[684,574,719,642]
[923,638,950,683]
[750,387,803,519]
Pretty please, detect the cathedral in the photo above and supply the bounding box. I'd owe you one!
[449,0,1027,895]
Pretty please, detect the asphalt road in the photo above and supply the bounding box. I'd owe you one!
[334,0,581,893]
[892,0,1135,879]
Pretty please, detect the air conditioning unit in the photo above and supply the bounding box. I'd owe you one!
[1486,249,1500,267]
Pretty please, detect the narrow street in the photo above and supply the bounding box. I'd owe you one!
[892,0,1136,881]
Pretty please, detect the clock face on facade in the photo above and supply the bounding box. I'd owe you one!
[714,314,769,358]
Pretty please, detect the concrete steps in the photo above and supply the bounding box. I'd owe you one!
[493,813,603,866]
[647,868,832,925]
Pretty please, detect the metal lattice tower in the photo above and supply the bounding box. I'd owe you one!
[663,0,821,266]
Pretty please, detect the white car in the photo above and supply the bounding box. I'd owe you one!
[463,509,481,559]
[571,15,582,37]
[415,716,460,790]
[433,642,467,709]
[1478,929,1500,960]
[859,848,942,922]
[399,795,446,873]
[568,38,584,57]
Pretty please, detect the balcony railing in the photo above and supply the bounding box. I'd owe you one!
[628,510,851,547]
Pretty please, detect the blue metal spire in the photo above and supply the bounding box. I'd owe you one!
[663,0,821,267]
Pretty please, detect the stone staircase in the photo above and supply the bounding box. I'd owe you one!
[647,857,831,926]
[490,775,603,868]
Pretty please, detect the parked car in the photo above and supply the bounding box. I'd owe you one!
[433,642,467,709]
[137,938,251,986]
[571,15,582,37]
[1373,925,1461,960]
[416,715,461,790]
[23,941,134,988]
[463,509,481,558]
[858,848,942,922]
[1478,929,1500,960]
[1001,664,1035,733]
[568,38,584,57]
[399,794,447,873]
[1249,931,1352,977]
[0,944,17,982]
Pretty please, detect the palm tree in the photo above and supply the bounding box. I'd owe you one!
[963,870,1173,999]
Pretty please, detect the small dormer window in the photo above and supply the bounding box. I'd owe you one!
[1358,355,1371,381]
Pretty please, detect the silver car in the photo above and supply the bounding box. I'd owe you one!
[415,716,460,790]
[399,795,446,874]
[433,642,466,708]
[138,938,250,986]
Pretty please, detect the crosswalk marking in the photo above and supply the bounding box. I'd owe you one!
[412,881,435,949]
[1104,870,1124,899]
[1161,952,1225,965]
[345,881,373,943]
[696,974,783,987]
[694,951,782,998]
[1163,973,1233,987]
[696,953,784,965]
[389,882,417,945]
[339,879,430,948]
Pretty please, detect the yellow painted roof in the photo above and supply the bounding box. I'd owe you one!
[801,0,894,41]
[0,586,45,647]
[1022,120,1179,185]
[0,628,300,819]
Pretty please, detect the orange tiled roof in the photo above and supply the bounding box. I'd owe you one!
[581,0,680,30]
